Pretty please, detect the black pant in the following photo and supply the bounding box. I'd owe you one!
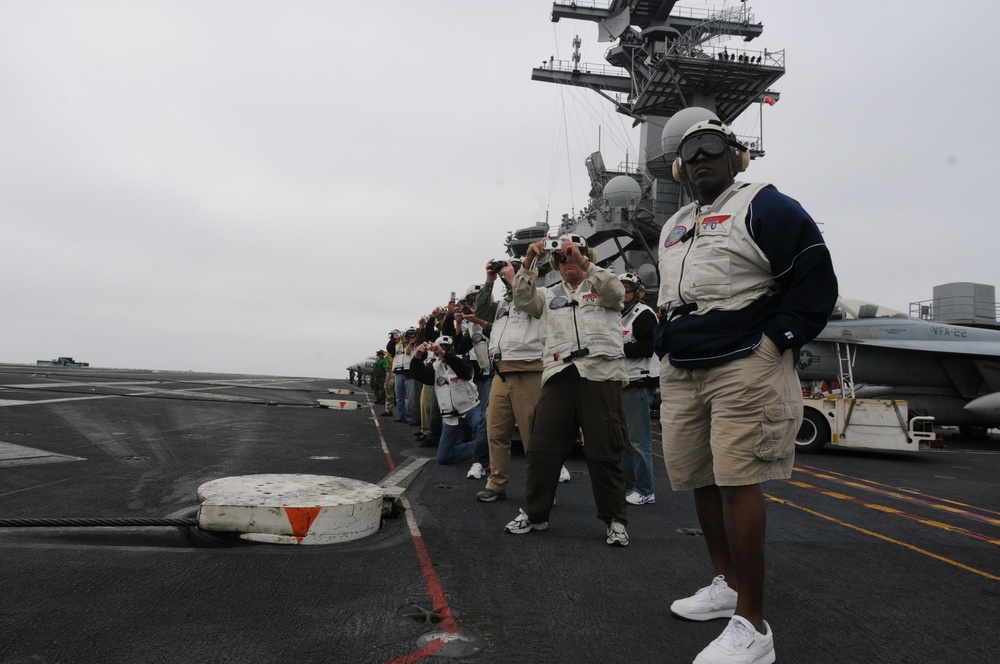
[525,365,628,525]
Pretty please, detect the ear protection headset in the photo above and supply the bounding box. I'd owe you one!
[549,234,598,270]
[619,272,645,298]
[672,119,750,183]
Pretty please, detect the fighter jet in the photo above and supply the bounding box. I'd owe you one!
[796,297,1000,439]
[345,355,377,385]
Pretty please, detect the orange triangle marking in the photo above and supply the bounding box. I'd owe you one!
[339,401,347,408]
[284,506,322,543]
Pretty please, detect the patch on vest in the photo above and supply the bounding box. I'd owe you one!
[701,214,731,230]
[435,376,449,387]
[664,225,688,249]
[581,293,598,303]
[549,295,571,310]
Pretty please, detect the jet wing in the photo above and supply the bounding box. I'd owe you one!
[814,332,1000,357]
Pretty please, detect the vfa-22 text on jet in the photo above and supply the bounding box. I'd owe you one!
[794,297,1000,452]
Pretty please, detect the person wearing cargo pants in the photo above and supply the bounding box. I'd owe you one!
[479,364,541,498]
[474,259,547,503]
[503,235,630,546]
[656,119,838,663]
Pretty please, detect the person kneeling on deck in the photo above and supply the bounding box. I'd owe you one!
[410,335,481,466]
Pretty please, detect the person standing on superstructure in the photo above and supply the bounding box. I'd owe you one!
[655,119,838,664]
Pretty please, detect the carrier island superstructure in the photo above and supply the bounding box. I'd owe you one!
[506,0,785,288]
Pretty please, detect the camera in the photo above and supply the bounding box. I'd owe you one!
[543,239,561,252]
[460,304,473,314]
[489,260,507,274]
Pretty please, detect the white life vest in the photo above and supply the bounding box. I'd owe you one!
[465,321,492,373]
[392,342,411,372]
[658,181,773,316]
[541,280,623,368]
[488,297,544,362]
[622,302,660,382]
[433,359,480,416]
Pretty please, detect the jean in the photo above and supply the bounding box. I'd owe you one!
[394,373,410,422]
[429,389,441,443]
[406,378,418,422]
[623,384,655,496]
[437,406,481,465]
[472,375,492,466]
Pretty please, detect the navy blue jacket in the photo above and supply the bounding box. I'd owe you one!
[654,186,838,367]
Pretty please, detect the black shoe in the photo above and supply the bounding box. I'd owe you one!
[414,432,427,441]
[476,488,507,502]
[380,412,392,417]
[419,438,438,448]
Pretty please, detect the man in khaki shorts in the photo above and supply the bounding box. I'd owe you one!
[655,118,838,664]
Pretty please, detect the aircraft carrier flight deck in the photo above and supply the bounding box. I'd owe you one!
[0,365,997,663]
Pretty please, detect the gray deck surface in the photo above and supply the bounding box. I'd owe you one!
[1,365,997,663]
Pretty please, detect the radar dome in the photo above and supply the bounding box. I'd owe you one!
[660,107,720,157]
[603,175,642,208]
[636,263,658,292]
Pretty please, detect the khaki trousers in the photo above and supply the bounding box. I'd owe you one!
[484,371,542,493]
[383,371,395,414]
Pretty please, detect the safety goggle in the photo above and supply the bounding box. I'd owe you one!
[678,131,731,162]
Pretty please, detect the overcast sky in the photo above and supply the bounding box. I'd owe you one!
[2,1,997,379]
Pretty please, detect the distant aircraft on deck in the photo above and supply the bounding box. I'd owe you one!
[346,355,377,385]
[796,297,1000,437]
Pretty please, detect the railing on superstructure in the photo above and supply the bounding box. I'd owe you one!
[910,295,1000,328]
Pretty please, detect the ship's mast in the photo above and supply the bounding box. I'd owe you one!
[516,1,785,285]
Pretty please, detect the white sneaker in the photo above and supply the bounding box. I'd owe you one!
[466,462,485,479]
[504,508,548,535]
[693,616,775,664]
[559,465,571,482]
[626,491,655,505]
[670,575,737,621]
[606,519,628,547]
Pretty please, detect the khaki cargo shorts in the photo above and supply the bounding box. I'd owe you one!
[659,336,801,489]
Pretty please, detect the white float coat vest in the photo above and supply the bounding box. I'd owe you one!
[466,321,492,373]
[622,302,660,382]
[657,181,774,316]
[543,281,623,368]
[488,296,544,362]
[392,342,410,372]
[433,359,480,416]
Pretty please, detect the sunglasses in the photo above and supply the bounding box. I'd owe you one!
[678,132,732,162]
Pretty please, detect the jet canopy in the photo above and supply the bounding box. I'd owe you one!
[832,298,909,321]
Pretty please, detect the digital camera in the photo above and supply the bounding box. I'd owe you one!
[543,238,561,252]
[489,260,507,274]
